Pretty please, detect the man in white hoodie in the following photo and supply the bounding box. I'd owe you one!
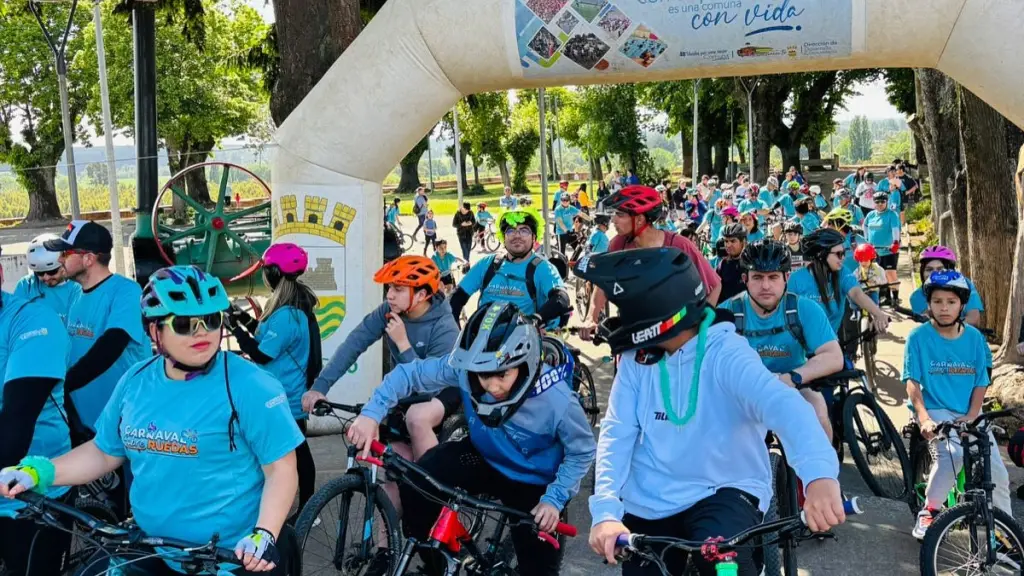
[575,247,845,576]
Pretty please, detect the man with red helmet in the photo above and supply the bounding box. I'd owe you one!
[579,186,721,341]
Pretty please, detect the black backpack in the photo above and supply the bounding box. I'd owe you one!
[726,292,809,354]
[480,254,571,327]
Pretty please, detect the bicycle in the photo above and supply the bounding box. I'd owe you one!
[387,222,414,255]
[295,397,472,576]
[10,491,259,576]
[613,500,862,576]
[798,368,911,500]
[543,331,600,428]
[474,220,500,254]
[840,281,899,395]
[762,434,800,576]
[915,409,1024,575]
[361,439,578,576]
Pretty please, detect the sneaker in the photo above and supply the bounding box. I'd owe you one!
[364,549,391,576]
[912,508,938,540]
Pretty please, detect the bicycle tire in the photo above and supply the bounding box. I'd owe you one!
[861,331,878,395]
[399,233,414,254]
[763,452,799,576]
[295,474,400,576]
[440,413,469,443]
[920,503,1024,576]
[573,363,599,428]
[574,277,591,320]
[485,233,500,253]
[843,393,911,500]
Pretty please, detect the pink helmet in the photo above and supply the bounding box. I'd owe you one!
[263,243,308,276]
[722,206,740,218]
[920,245,957,264]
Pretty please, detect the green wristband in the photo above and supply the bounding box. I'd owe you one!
[19,456,55,493]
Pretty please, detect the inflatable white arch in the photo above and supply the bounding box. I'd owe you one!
[271,0,1024,405]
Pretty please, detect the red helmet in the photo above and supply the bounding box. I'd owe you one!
[605,186,664,220]
[854,243,878,263]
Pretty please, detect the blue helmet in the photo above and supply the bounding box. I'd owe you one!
[142,266,231,319]
[923,270,971,304]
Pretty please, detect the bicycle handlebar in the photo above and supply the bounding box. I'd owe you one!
[796,369,865,391]
[616,498,862,552]
[364,440,577,542]
[934,408,1020,438]
[14,492,240,564]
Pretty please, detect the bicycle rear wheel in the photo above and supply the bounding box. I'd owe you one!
[763,452,799,576]
[573,363,599,428]
[398,232,414,254]
[574,277,591,320]
[861,331,878,394]
[296,474,400,576]
[920,503,1024,576]
[908,439,933,515]
[843,393,911,500]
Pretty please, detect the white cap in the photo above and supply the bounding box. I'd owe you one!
[27,233,62,272]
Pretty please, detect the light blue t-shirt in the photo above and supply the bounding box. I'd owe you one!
[0,294,72,516]
[787,267,860,333]
[776,194,796,217]
[720,292,836,373]
[554,205,580,233]
[656,220,677,232]
[385,205,399,224]
[903,323,990,414]
[747,228,766,243]
[909,282,985,316]
[843,233,868,276]
[588,229,610,254]
[708,189,723,205]
[477,210,495,224]
[838,203,865,226]
[12,274,81,326]
[499,195,519,210]
[66,274,152,431]
[758,189,776,208]
[797,211,822,235]
[432,252,458,274]
[424,218,438,237]
[737,199,766,215]
[863,209,902,256]
[256,306,311,420]
[93,353,304,547]
[459,253,564,318]
[702,210,725,242]
[813,195,828,210]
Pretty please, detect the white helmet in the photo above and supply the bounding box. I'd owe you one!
[27,234,61,273]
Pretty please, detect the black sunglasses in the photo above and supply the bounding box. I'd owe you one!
[830,249,847,258]
[34,269,61,278]
[161,312,225,336]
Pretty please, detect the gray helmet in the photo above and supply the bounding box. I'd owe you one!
[449,302,541,427]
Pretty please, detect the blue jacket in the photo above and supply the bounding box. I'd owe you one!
[589,321,838,525]
[361,357,596,511]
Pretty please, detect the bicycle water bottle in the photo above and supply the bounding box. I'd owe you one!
[716,561,739,576]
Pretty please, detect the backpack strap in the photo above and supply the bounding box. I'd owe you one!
[784,293,810,354]
[479,255,503,295]
[524,255,541,303]
[727,295,747,335]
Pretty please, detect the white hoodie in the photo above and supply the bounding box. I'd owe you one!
[589,322,839,525]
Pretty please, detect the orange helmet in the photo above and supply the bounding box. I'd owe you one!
[374,256,440,294]
[854,243,878,263]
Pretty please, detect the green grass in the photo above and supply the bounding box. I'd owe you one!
[387,182,574,215]
[907,198,931,223]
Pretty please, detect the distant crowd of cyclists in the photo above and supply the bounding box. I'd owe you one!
[0,154,1022,575]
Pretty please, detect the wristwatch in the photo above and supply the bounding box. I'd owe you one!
[787,371,803,387]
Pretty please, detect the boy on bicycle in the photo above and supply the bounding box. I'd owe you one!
[904,271,1010,539]
[347,302,596,576]
[578,247,844,576]
[303,256,461,462]
[431,240,464,294]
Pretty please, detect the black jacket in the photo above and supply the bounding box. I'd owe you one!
[452,210,476,239]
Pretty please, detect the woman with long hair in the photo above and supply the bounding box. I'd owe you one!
[228,243,322,516]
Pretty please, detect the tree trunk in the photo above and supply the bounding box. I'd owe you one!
[806,140,824,171]
[472,162,480,186]
[712,141,728,178]
[269,0,362,126]
[397,158,422,194]
[588,155,603,183]
[781,145,802,175]
[698,138,713,180]
[948,166,971,274]
[547,138,558,180]
[748,90,774,183]
[497,160,511,188]
[23,166,63,222]
[680,131,693,179]
[959,85,1020,337]
[915,69,960,241]
[997,145,1024,364]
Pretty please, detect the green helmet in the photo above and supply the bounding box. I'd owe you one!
[496,207,545,243]
[142,266,231,319]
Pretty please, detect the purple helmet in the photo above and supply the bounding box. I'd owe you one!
[920,245,957,264]
[263,243,308,276]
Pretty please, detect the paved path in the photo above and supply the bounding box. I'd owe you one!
[6,215,1024,574]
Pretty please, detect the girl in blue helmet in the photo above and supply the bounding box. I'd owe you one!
[0,265,304,575]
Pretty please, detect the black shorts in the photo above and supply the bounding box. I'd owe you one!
[440,271,456,287]
[434,387,462,418]
[877,253,898,271]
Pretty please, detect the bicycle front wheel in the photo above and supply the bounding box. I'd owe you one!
[484,232,500,253]
[920,503,1024,576]
[573,363,599,428]
[574,277,591,320]
[843,393,911,500]
[763,452,799,576]
[296,474,400,576]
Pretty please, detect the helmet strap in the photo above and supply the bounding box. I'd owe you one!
[155,330,222,380]
[631,215,651,240]
[749,291,783,315]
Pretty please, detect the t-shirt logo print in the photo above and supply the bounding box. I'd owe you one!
[121,421,201,457]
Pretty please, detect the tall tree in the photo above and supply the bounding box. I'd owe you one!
[0,2,90,221]
[998,145,1024,364]
[958,85,1020,336]
[848,116,873,163]
[77,0,268,204]
[459,92,512,188]
[396,134,429,193]
[914,70,963,251]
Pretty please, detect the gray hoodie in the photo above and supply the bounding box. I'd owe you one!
[312,295,460,394]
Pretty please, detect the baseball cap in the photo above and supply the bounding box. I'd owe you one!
[44,220,114,253]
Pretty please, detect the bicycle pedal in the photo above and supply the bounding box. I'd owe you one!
[815,531,837,542]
